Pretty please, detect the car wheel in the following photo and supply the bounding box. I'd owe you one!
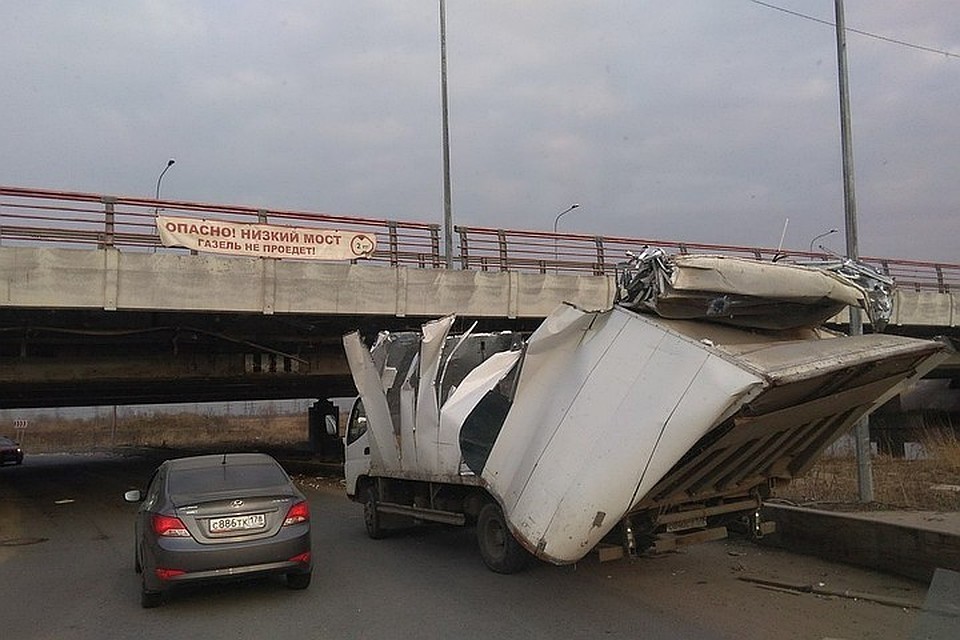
[286,571,312,590]
[363,488,386,539]
[140,577,162,609]
[476,502,529,574]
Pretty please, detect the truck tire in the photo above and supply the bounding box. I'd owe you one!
[363,488,386,539]
[476,503,528,574]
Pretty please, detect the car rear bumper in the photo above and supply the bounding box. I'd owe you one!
[162,557,310,586]
[143,525,311,592]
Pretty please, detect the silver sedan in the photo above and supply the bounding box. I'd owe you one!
[124,453,312,608]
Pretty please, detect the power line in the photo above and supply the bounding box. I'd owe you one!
[749,0,960,59]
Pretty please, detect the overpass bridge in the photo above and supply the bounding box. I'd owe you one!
[1,186,957,409]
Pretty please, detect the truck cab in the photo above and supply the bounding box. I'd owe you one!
[343,397,370,498]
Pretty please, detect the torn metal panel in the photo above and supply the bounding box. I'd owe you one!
[347,319,523,478]
[638,339,949,510]
[342,330,400,471]
[482,304,764,562]
[343,253,950,567]
[438,349,521,475]
[616,250,893,330]
[399,353,419,472]
[414,315,456,474]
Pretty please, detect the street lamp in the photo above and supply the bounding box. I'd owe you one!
[808,228,839,253]
[155,159,175,215]
[553,203,580,269]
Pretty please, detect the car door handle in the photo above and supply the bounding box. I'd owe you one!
[364,447,370,455]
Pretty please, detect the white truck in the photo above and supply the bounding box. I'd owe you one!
[341,252,949,572]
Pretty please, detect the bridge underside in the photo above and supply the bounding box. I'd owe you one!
[0,308,540,409]
[1,305,955,410]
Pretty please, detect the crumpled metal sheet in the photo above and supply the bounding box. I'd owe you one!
[800,257,895,331]
[616,248,894,331]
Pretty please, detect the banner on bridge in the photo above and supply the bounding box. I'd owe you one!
[157,215,377,261]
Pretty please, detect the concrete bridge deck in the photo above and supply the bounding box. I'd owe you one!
[1,186,957,409]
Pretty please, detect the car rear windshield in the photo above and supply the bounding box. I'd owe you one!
[168,462,290,495]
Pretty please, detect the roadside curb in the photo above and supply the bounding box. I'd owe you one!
[760,503,960,582]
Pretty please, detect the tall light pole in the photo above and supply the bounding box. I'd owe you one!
[808,228,839,253]
[438,0,454,268]
[155,158,175,215]
[553,203,580,269]
[834,0,873,503]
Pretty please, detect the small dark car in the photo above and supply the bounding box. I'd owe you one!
[0,436,23,465]
[124,453,312,608]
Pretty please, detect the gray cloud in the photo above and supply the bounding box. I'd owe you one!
[1,1,957,262]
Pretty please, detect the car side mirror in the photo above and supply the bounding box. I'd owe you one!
[324,415,338,437]
[124,490,142,503]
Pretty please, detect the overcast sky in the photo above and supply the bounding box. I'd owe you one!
[1,1,957,262]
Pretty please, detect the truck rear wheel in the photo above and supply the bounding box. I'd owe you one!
[363,488,386,539]
[476,503,528,574]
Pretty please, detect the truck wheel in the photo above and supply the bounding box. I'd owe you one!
[477,503,528,574]
[363,488,386,539]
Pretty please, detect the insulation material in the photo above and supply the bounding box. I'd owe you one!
[617,250,894,330]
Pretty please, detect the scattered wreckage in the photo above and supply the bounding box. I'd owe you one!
[341,251,949,572]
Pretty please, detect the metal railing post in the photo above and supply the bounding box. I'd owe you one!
[388,221,399,267]
[456,227,469,270]
[497,229,508,271]
[430,225,441,268]
[456,227,468,270]
[594,236,605,275]
[101,196,117,248]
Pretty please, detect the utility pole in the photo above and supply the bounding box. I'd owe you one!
[439,0,454,268]
[834,0,874,502]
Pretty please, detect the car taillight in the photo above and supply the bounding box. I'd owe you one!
[283,500,310,526]
[152,514,191,537]
[289,551,311,565]
[155,567,186,581]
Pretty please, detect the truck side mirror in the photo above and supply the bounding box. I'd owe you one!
[325,415,338,437]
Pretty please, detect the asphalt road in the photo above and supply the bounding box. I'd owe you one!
[0,451,720,639]
[0,451,930,640]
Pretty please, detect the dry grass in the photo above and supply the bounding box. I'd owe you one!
[12,410,960,514]
[11,411,309,453]
[776,430,960,512]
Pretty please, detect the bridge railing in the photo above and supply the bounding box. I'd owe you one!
[455,225,959,294]
[0,186,442,268]
[2,186,957,293]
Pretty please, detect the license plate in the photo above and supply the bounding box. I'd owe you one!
[209,513,266,533]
